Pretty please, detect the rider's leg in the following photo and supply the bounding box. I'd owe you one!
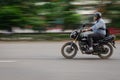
[87,32,105,51]
[87,33,94,51]
[85,32,93,45]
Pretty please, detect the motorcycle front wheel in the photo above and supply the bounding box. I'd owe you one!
[98,43,113,59]
[61,42,78,59]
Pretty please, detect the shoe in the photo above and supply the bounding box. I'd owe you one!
[89,47,93,52]
[85,47,93,54]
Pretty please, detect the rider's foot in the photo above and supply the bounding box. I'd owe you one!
[86,47,93,54]
[89,47,93,52]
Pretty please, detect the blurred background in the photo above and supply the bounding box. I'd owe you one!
[0,0,120,41]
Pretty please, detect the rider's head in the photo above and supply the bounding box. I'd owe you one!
[93,12,102,21]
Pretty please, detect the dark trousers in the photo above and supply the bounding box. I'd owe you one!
[82,31,105,47]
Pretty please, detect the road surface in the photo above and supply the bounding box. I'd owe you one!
[0,41,120,80]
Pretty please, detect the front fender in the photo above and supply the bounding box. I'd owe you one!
[65,42,78,51]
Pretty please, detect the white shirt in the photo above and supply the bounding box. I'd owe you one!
[91,18,106,35]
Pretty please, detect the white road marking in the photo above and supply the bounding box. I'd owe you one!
[0,60,17,63]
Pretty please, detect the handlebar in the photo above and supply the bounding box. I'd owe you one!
[77,24,86,33]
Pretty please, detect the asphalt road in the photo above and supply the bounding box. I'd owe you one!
[0,41,120,80]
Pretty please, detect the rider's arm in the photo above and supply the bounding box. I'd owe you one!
[82,27,92,32]
[82,19,105,32]
[91,19,105,31]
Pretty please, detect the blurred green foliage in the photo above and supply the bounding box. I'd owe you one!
[103,0,120,27]
[38,1,81,29]
[0,0,45,31]
[0,0,119,31]
[0,0,81,31]
[0,6,24,31]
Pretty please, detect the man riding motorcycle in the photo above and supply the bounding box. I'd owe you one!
[61,12,116,59]
[82,12,106,52]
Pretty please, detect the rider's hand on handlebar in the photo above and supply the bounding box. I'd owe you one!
[82,27,92,32]
[82,29,88,32]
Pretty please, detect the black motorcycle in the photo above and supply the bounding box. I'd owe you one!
[61,24,116,59]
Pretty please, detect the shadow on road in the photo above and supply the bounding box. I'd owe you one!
[0,57,119,61]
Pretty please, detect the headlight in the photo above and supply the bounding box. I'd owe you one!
[70,31,78,39]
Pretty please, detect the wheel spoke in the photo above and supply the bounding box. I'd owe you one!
[61,43,77,59]
[98,44,113,59]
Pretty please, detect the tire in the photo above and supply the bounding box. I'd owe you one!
[61,42,78,59]
[98,43,113,59]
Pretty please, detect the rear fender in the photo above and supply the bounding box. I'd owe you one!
[110,41,116,48]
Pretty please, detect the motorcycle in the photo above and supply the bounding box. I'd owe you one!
[61,24,116,59]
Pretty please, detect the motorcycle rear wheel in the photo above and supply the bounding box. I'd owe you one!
[61,42,77,59]
[98,43,113,59]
